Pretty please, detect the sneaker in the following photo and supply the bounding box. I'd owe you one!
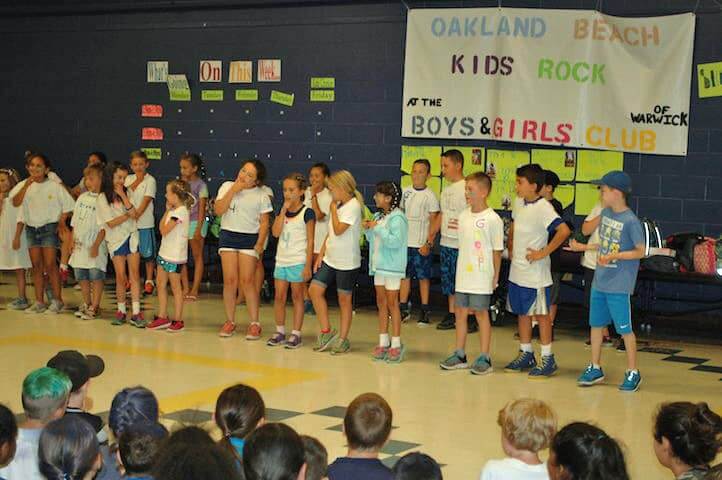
[44,300,64,315]
[372,346,389,361]
[529,354,558,378]
[468,315,479,334]
[615,339,627,352]
[74,304,89,318]
[144,281,155,295]
[303,300,315,316]
[439,352,468,370]
[147,316,171,330]
[80,308,97,321]
[8,297,29,310]
[619,370,642,392]
[285,334,302,349]
[167,321,185,333]
[504,351,537,372]
[267,332,286,346]
[219,321,236,338]
[261,280,272,303]
[24,302,47,314]
[130,313,146,328]
[246,323,262,341]
[386,345,406,364]
[577,364,605,386]
[470,355,493,375]
[314,329,338,352]
[436,313,456,330]
[112,311,127,326]
[401,310,411,323]
[330,337,351,355]
[417,310,431,327]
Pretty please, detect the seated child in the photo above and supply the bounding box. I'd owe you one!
[243,423,307,480]
[0,404,17,472]
[117,421,168,479]
[547,422,629,480]
[393,452,442,480]
[301,435,328,480]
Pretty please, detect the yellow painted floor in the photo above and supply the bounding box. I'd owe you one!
[1,281,720,479]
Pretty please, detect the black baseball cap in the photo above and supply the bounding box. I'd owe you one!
[47,350,105,392]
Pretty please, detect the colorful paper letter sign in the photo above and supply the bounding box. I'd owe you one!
[311,77,335,89]
[147,61,168,83]
[167,74,191,101]
[236,89,259,101]
[697,61,722,98]
[141,128,163,141]
[141,104,163,118]
[400,145,441,176]
[270,90,294,107]
[229,61,252,83]
[310,90,335,102]
[199,60,222,82]
[201,90,224,101]
[258,59,281,82]
[142,148,162,160]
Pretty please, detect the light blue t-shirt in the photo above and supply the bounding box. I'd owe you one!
[592,208,644,295]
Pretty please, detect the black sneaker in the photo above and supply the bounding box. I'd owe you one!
[468,315,479,334]
[436,313,456,330]
[417,310,431,327]
[616,339,626,352]
[401,309,411,323]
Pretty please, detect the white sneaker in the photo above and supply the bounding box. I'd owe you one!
[24,302,47,314]
[74,303,88,318]
[45,300,64,315]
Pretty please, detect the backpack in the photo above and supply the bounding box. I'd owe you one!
[693,237,718,275]
[666,232,704,273]
[641,218,662,257]
[641,255,680,274]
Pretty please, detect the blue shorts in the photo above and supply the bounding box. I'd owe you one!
[26,223,59,248]
[189,220,208,239]
[507,282,551,316]
[455,292,491,311]
[589,288,633,335]
[405,247,433,280]
[138,228,157,260]
[440,246,458,296]
[112,237,139,257]
[274,264,305,283]
[74,268,105,282]
[157,256,183,274]
[312,262,359,295]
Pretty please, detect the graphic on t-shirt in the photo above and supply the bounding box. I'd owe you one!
[466,218,487,272]
[598,215,623,268]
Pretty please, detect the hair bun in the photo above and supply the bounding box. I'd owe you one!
[695,403,722,431]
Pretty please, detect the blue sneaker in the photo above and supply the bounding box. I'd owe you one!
[529,354,558,378]
[577,364,605,386]
[619,370,642,392]
[504,351,537,372]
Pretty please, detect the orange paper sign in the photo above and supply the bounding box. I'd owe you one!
[141,127,163,140]
[141,104,163,118]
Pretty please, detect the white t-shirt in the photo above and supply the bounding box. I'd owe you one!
[158,206,190,263]
[96,193,138,255]
[304,187,332,254]
[9,178,74,228]
[324,197,362,270]
[0,197,31,270]
[276,206,315,267]
[217,183,273,234]
[581,202,603,270]
[509,197,561,289]
[401,186,440,248]
[69,192,108,271]
[0,428,43,480]
[125,173,157,229]
[440,179,467,249]
[480,458,549,480]
[455,207,504,295]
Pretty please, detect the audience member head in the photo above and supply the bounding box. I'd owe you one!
[153,427,241,480]
[392,452,443,480]
[548,422,629,480]
[38,415,101,480]
[301,435,327,480]
[117,421,168,477]
[497,398,557,456]
[344,393,392,453]
[215,383,265,460]
[243,423,306,480]
[21,367,72,424]
[46,350,105,409]
[108,386,159,438]
[0,403,18,468]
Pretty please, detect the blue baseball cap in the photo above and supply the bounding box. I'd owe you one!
[591,170,632,194]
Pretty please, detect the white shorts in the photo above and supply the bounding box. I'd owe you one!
[218,248,259,259]
[374,274,402,291]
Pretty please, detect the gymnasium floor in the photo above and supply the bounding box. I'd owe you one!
[0,281,720,479]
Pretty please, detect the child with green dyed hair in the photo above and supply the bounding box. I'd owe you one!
[0,367,71,480]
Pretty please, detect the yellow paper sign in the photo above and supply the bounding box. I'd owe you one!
[576,150,624,182]
[532,149,576,182]
[167,74,191,101]
[697,61,722,98]
[201,90,224,101]
[401,145,441,176]
[555,184,575,209]
[311,77,335,89]
[141,147,162,160]
[310,90,335,102]
[270,90,294,107]
[235,89,259,101]
[575,183,601,216]
[486,150,530,210]
[442,146,485,177]
[402,175,442,197]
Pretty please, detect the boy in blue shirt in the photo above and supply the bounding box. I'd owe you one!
[577,171,645,392]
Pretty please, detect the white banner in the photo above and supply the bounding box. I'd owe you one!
[402,8,695,155]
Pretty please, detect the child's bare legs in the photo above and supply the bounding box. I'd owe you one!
[256,260,264,295]
[29,248,44,303]
[144,260,154,287]
[537,314,553,347]
[455,306,469,351]
[386,289,401,338]
[42,247,62,302]
[128,253,142,308]
[274,279,289,328]
[90,279,103,313]
[181,265,190,297]
[157,268,169,318]
[591,327,604,366]
[309,282,329,330]
[549,304,558,326]
[517,314,533,344]
[111,256,127,309]
[338,292,353,340]
[169,272,183,322]
[220,252,239,324]
[477,309,491,355]
[15,269,27,300]
[188,237,204,297]
[60,229,72,268]
[622,332,637,370]
[376,286,389,338]
[399,279,410,306]
[447,294,455,315]
[419,279,430,305]
[79,280,92,307]
[239,254,260,323]
[304,254,319,302]
[290,283,305,332]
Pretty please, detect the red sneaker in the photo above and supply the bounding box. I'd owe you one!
[219,321,236,338]
[245,322,262,341]
[147,316,171,330]
[168,321,185,333]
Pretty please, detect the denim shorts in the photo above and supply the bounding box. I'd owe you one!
[455,292,491,311]
[26,223,59,248]
[274,264,305,283]
[112,236,139,258]
[312,262,359,295]
[74,268,105,282]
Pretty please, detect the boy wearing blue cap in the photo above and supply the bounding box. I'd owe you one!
[577,171,645,392]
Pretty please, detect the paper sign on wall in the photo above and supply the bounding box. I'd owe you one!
[311,77,335,89]
[258,59,281,82]
[141,128,163,141]
[532,149,576,182]
[576,150,624,182]
[401,145,442,176]
[443,146,485,176]
[236,89,259,101]
[575,183,601,215]
[486,150,530,210]
[697,61,722,98]
[556,185,576,209]
[229,61,253,83]
[311,90,335,102]
[141,104,163,118]
[202,90,224,101]
[401,174,442,197]
[142,147,162,160]
[199,60,222,82]
[147,61,168,83]
[167,74,191,101]
[270,90,294,106]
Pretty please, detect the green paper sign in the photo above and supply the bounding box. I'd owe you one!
[142,147,162,160]
[270,90,294,107]
[167,74,191,101]
[311,77,335,89]
[310,90,335,102]
[235,89,259,101]
[201,90,224,101]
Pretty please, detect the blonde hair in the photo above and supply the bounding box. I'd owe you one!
[167,179,196,210]
[0,168,21,188]
[497,398,557,452]
[328,170,364,206]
